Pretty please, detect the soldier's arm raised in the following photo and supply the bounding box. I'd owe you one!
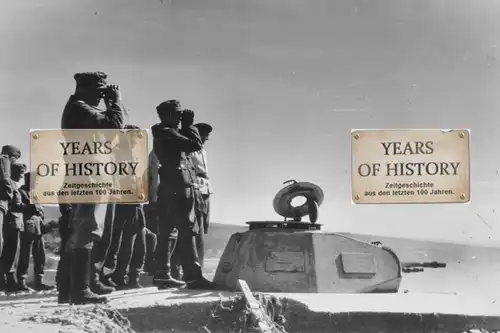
[74,101,125,129]
[152,125,202,152]
[179,125,202,153]
[104,91,129,124]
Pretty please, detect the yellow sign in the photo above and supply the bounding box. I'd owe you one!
[29,129,149,204]
[351,129,470,204]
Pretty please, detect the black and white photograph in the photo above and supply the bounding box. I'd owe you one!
[0,0,499,332]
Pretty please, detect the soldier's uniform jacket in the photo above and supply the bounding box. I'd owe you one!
[151,124,202,191]
[0,154,14,214]
[61,95,126,162]
[61,96,125,129]
[60,95,126,186]
[8,181,25,231]
[190,148,213,196]
[19,185,45,235]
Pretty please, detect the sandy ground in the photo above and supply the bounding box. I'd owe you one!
[1,287,500,333]
[0,288,235,333]
[6,258,500,332]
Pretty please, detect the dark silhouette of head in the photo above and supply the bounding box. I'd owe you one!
[11,163,27,182]
[73,71,108,107]
[194,123,213,144]
[1,145,21,163]
[156,100,182,127]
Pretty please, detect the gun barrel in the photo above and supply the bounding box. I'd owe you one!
[402,267,424,273]
[402,261,447,269]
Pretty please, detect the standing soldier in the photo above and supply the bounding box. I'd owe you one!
[0,145,21,293]
[112,205,147,289]
[151,100,212,289]
[100,125,147,289]
[17,171,55,292]
[171,122,213,279]
[190,122,214,269]
[0,145,21,259]
[60,71,126,304]
[1,163,26,292]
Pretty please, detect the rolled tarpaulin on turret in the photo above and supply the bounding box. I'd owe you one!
[273,181,324,220]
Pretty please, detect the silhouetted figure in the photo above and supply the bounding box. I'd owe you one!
[1,163,26,292]
[60,71,125,305]
[17,171,55,292]
[0,145,21,293]
[152,101,213,289]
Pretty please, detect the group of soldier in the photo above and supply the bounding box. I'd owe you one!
[0,146,55,294]
[1,71,215,305]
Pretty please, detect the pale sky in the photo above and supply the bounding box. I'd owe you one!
[1,0,500,246]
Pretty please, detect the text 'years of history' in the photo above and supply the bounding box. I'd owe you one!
[351,129,470,204]
[30,129,149,204]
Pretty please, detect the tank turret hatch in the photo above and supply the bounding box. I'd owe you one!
[247,180,324,231]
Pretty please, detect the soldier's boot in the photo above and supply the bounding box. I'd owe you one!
[90,265,115,295]
[153,239,186,289]
[153,273,186,289]
[34,275,55,291]
[143,260,152,275]
[0,265,6,295]
[0,262,7,293]
[109,272,130,290]
[182,241,215,291]
[57,252,71,304]
[17,278,34,292]
[127,271,144,289]
[183,263,215,290]
[144,258,156,276]
[186,276,215,290]
[70,249,108,305]
[4,273,20,293]
[100,274,119,289]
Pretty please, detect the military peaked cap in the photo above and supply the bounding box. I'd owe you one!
[74,71,108,90]
[194,123,213,134]
[1,145,21,159]
[156,100,182,114]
